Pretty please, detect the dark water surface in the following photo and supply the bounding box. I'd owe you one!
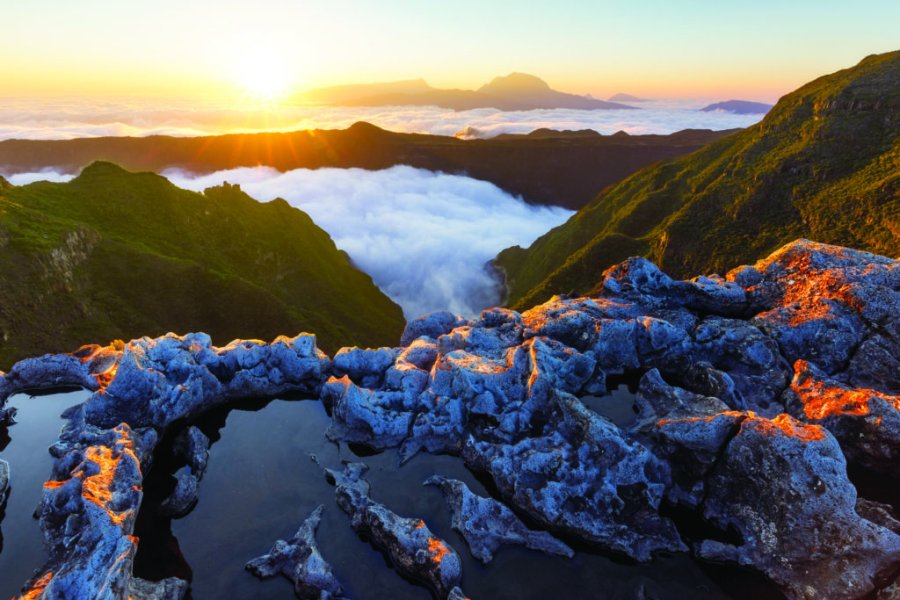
[134,397,756,600]
[0,389,90,598]
[0,390,780,599]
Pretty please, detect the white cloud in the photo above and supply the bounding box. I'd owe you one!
[3,169,76,185]
[0,97,762,141]
[164,166,574,319]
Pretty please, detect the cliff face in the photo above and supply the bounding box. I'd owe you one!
[2,239,898,600]
[0,162,404,367]
[495,50,900,309]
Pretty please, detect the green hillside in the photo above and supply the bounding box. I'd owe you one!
[496,51,900,309]
[0,162,404,367]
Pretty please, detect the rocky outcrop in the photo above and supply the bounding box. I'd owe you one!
[160,427,211,518]
[0,459,9,511]
[425,475,573,563]
[8,332,330,600]
[127,577,189,600]
[322,462,464,598]
[2,239,899,600]
[246,505,345,599]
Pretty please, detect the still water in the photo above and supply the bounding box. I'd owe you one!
[134,398,766,600]
[0,389,91,598]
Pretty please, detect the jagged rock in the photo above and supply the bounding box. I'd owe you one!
[425,475,573,563]
[0,344,118,403]
[21,424,146,600]
[83,332,330,429]
[333,346,397,387]
[127,577,189,600]
[464,392,686,561]
[323,462,464,598]
[0,459,9,510]
[698,412,900,600]
[856,498,900,535]
[400,311,467,346]
[173,426,210,475]
[246,505,345,599]
[0,404,15,427]
[784,359,900,475]
[5,239,900,600]
[7,332,330,599]
[744,240,898,374]
[160,467,200,518]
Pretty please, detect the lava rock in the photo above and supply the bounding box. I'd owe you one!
[401,311,468,346]
[464,392,685,561]
[246,505,345,599]
[127,577,189,600]
[784,359,900,476]
[425,475,573,563]
[173,426,210,475]
[698,412,900,599]
[160,467,200,518]
[323,462,464,598]
[0,459,9,510]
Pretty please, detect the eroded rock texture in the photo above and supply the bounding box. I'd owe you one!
[1,239,898,600]
[246,505,345,599]
[425,475,573,563]
[322,462,464,599]
[1,333,329,599]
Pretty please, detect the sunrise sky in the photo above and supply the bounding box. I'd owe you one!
[2,0,898,102]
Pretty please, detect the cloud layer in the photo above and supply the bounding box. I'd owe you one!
[163,166,573,319]
[0,97,762,141]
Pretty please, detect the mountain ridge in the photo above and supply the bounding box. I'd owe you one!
[0,125,736,211]
[297,72,635,111]
[0,162,405,367]
[494,50,900,309]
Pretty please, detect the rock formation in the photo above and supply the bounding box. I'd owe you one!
[1,239,898,599]
[245,505,345,599]
[425,475,573,563]
[321,462,465,599]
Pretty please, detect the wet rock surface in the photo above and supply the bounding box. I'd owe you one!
[1,239,898,599]
[246,504,345,599]
[322,462,465,599]
[424,475,573,563]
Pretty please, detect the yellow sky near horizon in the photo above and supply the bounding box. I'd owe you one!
[1,0,898,103]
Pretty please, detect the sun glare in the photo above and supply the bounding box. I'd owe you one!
[233,50,293,102]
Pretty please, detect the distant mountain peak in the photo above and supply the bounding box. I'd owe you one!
[609,93,649,103]
[478,73,552,94]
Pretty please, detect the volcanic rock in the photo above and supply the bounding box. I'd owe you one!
[246,505,345,599]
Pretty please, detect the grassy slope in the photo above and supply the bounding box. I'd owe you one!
[0,162,404,367]
[497,51,900,310]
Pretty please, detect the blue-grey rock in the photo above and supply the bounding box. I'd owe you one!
[401,311,467,347]
[127,577,189,600]
[698,412,900,600]
[246,505,345,599]
[0,459,9,510]
[323,462,464,598]
[425,475,573,563]
[160,467,200,518]
[173,426,210,475]
[7,239,900,600]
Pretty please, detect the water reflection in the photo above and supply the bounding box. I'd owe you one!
[134,397,749,600]
[0,389,90,597]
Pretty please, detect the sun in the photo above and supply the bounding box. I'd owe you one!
[233,49,293,102]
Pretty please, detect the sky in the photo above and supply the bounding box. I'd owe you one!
[2,0,898,102]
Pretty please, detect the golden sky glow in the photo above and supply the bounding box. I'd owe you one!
[1,0,898,102]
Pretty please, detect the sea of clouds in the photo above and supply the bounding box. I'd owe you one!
[0,97,763,141]
[5,166,568,317]
[0,97,759,318]
[160,166,573,318]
